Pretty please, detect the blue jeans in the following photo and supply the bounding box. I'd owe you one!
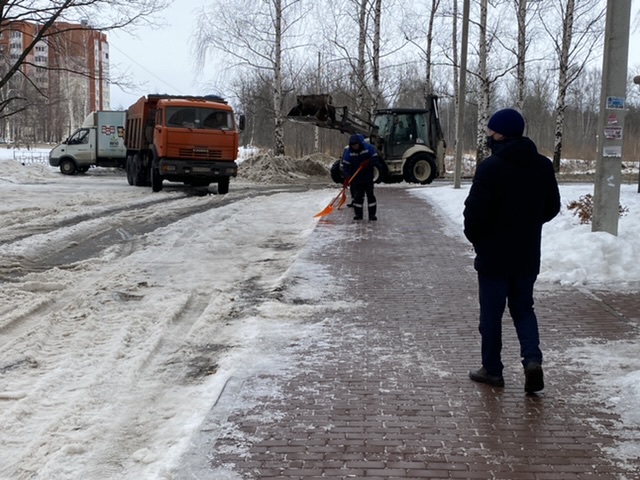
[477,273,542,376]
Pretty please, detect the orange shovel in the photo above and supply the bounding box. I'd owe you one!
[314,164,364,218]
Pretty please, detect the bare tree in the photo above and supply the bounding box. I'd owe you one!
[195,0,309,156]
[370,0,382,113]
[513,0,529,111]
[0,0,167,126]
[539,0,605,172]
[423,0,441,101]
[475,0,490,163]
[355,0,368,114]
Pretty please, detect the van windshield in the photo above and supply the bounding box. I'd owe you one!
[165,107,233,130]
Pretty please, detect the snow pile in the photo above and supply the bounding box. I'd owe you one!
[0,154,53,184]
[410,182,640,288]
[237,150,332,184]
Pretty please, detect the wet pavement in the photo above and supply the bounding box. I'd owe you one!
[182,185,640,480]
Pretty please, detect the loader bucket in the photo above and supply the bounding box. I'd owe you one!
[287,94,337,124]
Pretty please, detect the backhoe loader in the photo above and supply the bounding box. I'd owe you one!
[287,94,446,184]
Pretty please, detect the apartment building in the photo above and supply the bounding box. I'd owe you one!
[0,20,110,143]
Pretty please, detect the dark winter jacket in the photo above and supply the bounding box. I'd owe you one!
[463,137,561,277]
[341,133,379,185]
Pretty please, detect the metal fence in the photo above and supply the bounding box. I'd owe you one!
[12,151,50,165]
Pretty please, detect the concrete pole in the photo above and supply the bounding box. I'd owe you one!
[635,75,640,193]
[592,0,632,235]
[453,0,470,189]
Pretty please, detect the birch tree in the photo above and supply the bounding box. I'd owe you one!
[195,0,309,156]
[355,0,368,114]
[423,0,441,101]
[514,0,527,110]
[540,0,605,171]
[474,0,491,163]
[370,0,382,113]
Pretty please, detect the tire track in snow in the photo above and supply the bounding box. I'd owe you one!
[0,188,331,479]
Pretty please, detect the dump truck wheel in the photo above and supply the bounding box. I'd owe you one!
[126,156,134,185]
[59,158,77,175]
[132,154,147,186]
[330,160,343,184]
[403,154,437,184]
[218,177,230,194]
[151,165,163,192]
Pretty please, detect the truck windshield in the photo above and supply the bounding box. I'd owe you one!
[165,107,233,130]
[67,128,90,144]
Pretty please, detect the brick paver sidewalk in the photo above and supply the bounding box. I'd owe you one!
[181,186,640,480]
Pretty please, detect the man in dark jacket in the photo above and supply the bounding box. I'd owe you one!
[463,108,560,394]
[341,133,379,221]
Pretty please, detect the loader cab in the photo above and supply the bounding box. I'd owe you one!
[373,110,432,160]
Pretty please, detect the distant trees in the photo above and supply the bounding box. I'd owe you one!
[539,0,606,172]
[195,0,309,156]
[195,0,637,172]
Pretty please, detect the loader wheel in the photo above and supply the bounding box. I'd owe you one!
[373,161,389,184]
[330,159,343,184]
[59,158,77,175]
[403,153,437,185]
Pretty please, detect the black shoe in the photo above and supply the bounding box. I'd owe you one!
[369,216,377,221]
[469,367,504,387]
[353,216,363,220]
[524,362,544,393]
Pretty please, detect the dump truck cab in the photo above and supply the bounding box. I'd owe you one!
[125,94,244,193]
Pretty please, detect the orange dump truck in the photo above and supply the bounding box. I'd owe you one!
[124,94,244,193]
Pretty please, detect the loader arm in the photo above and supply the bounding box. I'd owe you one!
[286,94,374,136]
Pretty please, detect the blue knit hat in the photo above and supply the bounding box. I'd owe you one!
[487,108,525,138]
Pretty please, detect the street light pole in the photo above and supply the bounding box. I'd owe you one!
[635,75,640,193]
[592,0,632,236]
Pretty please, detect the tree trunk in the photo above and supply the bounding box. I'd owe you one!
[273,0,285,156]
[452,0,459,152]
[553,0,575,172]
[476,0,490,165]
[355,0,368,116]
[370,0,382,114]
[515,0,527,112]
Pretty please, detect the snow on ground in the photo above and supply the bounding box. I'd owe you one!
[0,149,344,479]
[409,181,640,287]
[1,146,640,477]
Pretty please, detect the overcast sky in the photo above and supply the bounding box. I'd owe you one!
[107,0,640,110]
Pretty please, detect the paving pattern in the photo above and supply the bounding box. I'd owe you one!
[183,186,640,480]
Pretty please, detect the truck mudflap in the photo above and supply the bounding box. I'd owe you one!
[158,159,238,180]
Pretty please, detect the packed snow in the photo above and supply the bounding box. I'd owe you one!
[1,146,639,478]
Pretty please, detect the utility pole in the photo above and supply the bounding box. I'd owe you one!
[592,0,632,236]
[635,75,640,193]
[454,0,470,189]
